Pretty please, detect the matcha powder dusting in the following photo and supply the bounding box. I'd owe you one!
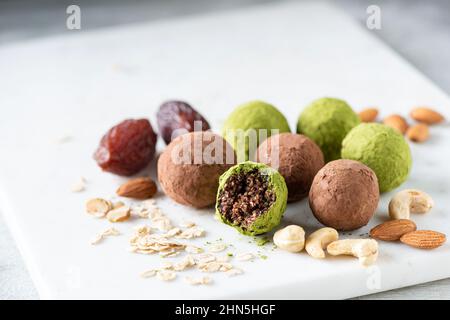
[341,123,412,192]
[297,97,360,162]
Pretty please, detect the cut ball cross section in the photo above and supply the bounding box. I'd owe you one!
[215,162,288,236]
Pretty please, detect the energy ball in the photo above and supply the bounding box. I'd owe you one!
[309,160,379,231]
[256,133,324,202]
[222,100,290,161]
[158,131,235,208]
[216,161,288,236]
[297,97,360,162]
[341,123,412,192]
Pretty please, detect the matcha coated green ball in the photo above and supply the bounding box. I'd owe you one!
[215,161,288,236]
[341,123,412,193]
[297,97,360,162]
[222,101,290,161]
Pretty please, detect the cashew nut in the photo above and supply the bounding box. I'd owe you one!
[389,189,434,220]
[327,239,378,267]
[305,227,339,259]
[273,225,305,253]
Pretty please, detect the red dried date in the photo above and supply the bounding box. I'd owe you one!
[157,100,210,144]
[94,119,157,176]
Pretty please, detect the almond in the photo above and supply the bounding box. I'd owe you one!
[410,107,445,125]
[359,108,378,122]
[406,123,429,143]
[400,230,446,249]
[116,177,157,199]
[383,114,408,134]
[370,219,417,241]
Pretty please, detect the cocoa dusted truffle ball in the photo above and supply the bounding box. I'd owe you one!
[309,159,379,231]
[215,161,288,236]
[158,131,235,208]
[256,133,324,202]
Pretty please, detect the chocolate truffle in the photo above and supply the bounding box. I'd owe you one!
[158,131,235,208]
[215,161,288,236]
[256,133,325,202]
[309,159,379,231]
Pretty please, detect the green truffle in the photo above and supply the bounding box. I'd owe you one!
[341,123,412,192]
[215,161,288,236]
[297,97,360,162]
[222,101,290,161]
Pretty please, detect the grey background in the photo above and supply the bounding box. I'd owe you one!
[1,0,449,299]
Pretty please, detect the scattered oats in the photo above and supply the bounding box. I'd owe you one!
[185,276,212,286]
[131,233,186,256]
[199,261,222,273]
[185,245,204,254]
[107,206,131,222]
[90,227,120,245]
[195,253,216,265]
[226,268,244,277]
[219,263,233,272]
[209,243,227,253]
[160,250,181,258]
[176,227,205,239]
[162,261,174,269]
[90,234,103,245]
[131,205,150,218]
[173,255,196,271]
[112,201,125,209]
[135,225,151,236]
[216,255,231,263]
[71,177,86,192]
[236,253,255,262]
[140,269,157,278]
[157,270,176,281]
[166,227,182,237]
[86,198,112,218]
[152,217,173,232]
[180,220,196,228]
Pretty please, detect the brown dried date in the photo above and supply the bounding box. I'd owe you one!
[94,119,157,176]
[157,100,210,144]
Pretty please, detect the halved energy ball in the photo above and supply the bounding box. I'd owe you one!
[215,161,288,236]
